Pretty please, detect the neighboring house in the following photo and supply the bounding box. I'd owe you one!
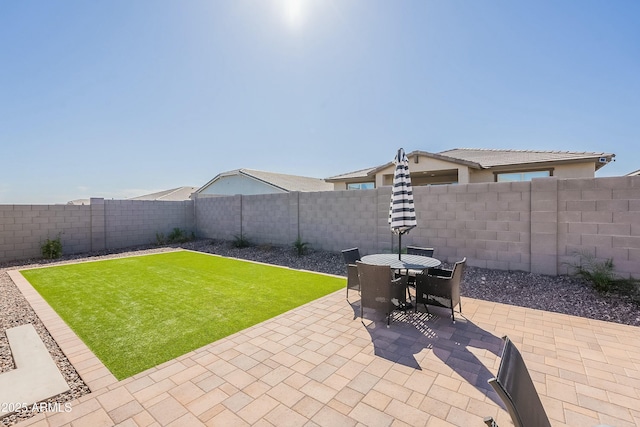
[129,186,198,201]
[326,148,615,190]
[67,199,91,205]
[626,170,640,176]
[193,169,333,197]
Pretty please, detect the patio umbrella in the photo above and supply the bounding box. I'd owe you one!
[389,148,417,260]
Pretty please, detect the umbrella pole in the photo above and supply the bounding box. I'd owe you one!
[398,232,402,260]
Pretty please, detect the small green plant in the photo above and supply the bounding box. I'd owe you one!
[232,234,251,248]
[167,227,191,243]
[157,228,193,245]
[566,251,627,293]
[566,252,640,304]
[41,235,63,259]
[293,237,309,256]
[155,232,166,246]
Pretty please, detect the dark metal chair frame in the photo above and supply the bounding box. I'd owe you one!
[341,248,361,299]
[484,336,552,427]
[356,261,407,326]
[415,257,466,322]
[404,246,436,295]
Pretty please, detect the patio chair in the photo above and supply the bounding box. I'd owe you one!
[342,248,361,299]
[483,336,552,427]
[356,261,407,326]
[415,257,466,322]
[405,246,435,287]
[406,246,435,257]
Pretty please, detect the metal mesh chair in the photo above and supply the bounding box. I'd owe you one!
[342,248,361,299]
[356,261,407,326]
[405,246,436,286]
[484,336,552,427]
[415,257,466,322]
[406,246,435,257]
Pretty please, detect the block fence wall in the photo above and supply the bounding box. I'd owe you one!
[195,175,640,277]
[0,198,194,263]
[2,176,639,276]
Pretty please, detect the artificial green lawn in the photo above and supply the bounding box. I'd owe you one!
[21,250,345,380]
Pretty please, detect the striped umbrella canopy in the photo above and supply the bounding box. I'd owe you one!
[389,148,417,259]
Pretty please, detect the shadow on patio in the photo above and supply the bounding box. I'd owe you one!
[353,301,506,408]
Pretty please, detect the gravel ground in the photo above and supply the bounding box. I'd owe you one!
[2,239,640,425]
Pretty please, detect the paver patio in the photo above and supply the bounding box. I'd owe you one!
[7,269,640,427]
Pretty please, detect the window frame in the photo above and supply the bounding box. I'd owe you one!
[494,169,553,183]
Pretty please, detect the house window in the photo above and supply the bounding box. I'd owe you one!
[496,170,551,182]
[347,182,375,190]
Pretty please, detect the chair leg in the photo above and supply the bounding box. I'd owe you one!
[483,417,498,427]
[451,301,456,323]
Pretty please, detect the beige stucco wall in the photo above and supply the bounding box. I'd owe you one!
[330,158,601,189]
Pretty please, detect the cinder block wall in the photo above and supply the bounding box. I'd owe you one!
[193,176,640,277]
[298,189,380,252]
[104,199,195,250]
[405,182,532,271]
[242,193,296,246]
[557,176,640,278]
[0,204,92,262]
[0,199,194,263]
[194,195,241,241]
[3,176,640,276]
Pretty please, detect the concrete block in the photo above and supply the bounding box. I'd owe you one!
[487,221,509,232]
[531,211,557,223]
[558,211,581,223]
[598,223,630,236]
[558,190,583,202]
[613,211,640,224]
[465,220,488,231]
[595,176,631,189]
[567,222,598,235]
[613,188,640,200]
[476,230,497,240]
[497,231,522,243]
[582,234,612,248]
[507,200,530,212]
[498,192,523,202]
[531,232,557,254]
[596,199,630,212]
[486,260,510,271]
[486,240,509,252]
[566,200,596,212]
[497,211,521,222]
[474,211,497,221]
[581,211,613,223]
[531,190,558,202]
[613,236,640,250]
[530,253,557,275]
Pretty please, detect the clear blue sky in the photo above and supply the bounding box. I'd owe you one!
[2,1,639,204]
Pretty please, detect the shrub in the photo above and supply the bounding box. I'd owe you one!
[155,232,166,246]
[293,237,309,256]
[232,234,251,248]
[157,228,193,245]
[566,251,640,298]
[41,235,63,259]
[167,227,191,243]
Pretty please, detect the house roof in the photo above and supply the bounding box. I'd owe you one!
[626,169,640,176]
[196,169,334,194]
[439,148,615,169]
[326,148,615,181]
[129,187,197,201]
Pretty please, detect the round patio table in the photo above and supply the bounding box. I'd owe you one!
[360,253,441,270]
